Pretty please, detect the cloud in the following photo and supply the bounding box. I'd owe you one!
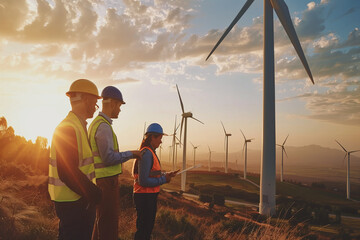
[279,79,360,126]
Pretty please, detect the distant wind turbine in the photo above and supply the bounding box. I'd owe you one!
[171,116,181,170]
[335,140,360,200]
[240,129,254,179]
[208,145,214,172]
[221,121,232,173]
[276,134,289,182]
[176,84,204,191]
[206,0,314,215]
[190,142,200,166]
[168,145,172,163]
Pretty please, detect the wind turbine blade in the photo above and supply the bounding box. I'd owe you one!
[240,129,246,140]
[283,134,289,145]
[175,136,182,145]
[190,142,194,148]
[208,145,211,152]
[335,140,347,152]
[180,117,184,142]
[342,153,347,166]
[173,115,177,134]
[270,0,314,84]
[191,116,204,125]
[206,0,255,61]
[276,144,282,147]
[283,147,288,158]
[221,121,227,135]
[176,84,185,114]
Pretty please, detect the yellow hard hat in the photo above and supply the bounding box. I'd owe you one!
[66,79,102,99]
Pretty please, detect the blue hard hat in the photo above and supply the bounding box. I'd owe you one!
[101,86,125,104]
[146,123,167,135]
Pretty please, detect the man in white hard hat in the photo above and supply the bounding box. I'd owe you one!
[48,79,102,240]
[88,86,142,240]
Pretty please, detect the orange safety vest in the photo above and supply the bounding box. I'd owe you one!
[133,146,162,193]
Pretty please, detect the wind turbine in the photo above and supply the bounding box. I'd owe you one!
[221,121,232,173]
[171,116,181,170]
[240,129,254,179]
[208,145,214,172]
[276,134,289,182]
[206,0,314,216]
[168,145,172,163]
[176,84,204,191]
[190,142,200,166]
[335,140,360,200]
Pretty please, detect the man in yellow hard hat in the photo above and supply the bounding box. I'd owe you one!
[89,86,142,240]
[48,79,103,240]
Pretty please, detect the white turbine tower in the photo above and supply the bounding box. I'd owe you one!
[176,84,204,191]
[221,121,232,173]
[240,129,254,179]
[190,142,200,166]
[206,0,314,216]
[168,145,172,163]
[276,134,289,182]
[335,140,360,200]
[208,145,214,172]
[171,116,181,170]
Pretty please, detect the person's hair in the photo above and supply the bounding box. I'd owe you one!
[140,133,161,149]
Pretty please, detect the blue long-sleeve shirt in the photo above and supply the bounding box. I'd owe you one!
[94,112,133,166]
[138,148,166,187]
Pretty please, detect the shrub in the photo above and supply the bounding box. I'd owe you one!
[199,194,212,203]
[213,194,225,206]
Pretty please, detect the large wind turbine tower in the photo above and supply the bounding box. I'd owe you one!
[176,85,204,191]
[206,0,314,215]
[221,121,232,173]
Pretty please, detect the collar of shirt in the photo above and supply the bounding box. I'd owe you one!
[99,112,113,125]
[70,111,87,129]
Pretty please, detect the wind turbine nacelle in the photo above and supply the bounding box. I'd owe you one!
[183,112,193,117]
[246,140,252,143]
[227,134,232,136]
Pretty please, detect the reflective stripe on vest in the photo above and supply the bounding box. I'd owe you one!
[88,115,122,178]
[48,112,96,202]
[133,147,161,193]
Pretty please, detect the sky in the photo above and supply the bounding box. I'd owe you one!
[0,0,359,158]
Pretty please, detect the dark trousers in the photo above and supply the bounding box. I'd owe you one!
[92,175,119,240]
[134,193,159,240]
[55,198,96,240]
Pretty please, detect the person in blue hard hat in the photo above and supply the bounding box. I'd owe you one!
[132,123,179,240]
[88,86,142,240]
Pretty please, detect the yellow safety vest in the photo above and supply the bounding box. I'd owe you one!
[88,115,122,179]
[48,112,96,202]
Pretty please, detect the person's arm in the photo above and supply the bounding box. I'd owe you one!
[95,123,133,166]
[54,126,101,204]
[138,149,166,187]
